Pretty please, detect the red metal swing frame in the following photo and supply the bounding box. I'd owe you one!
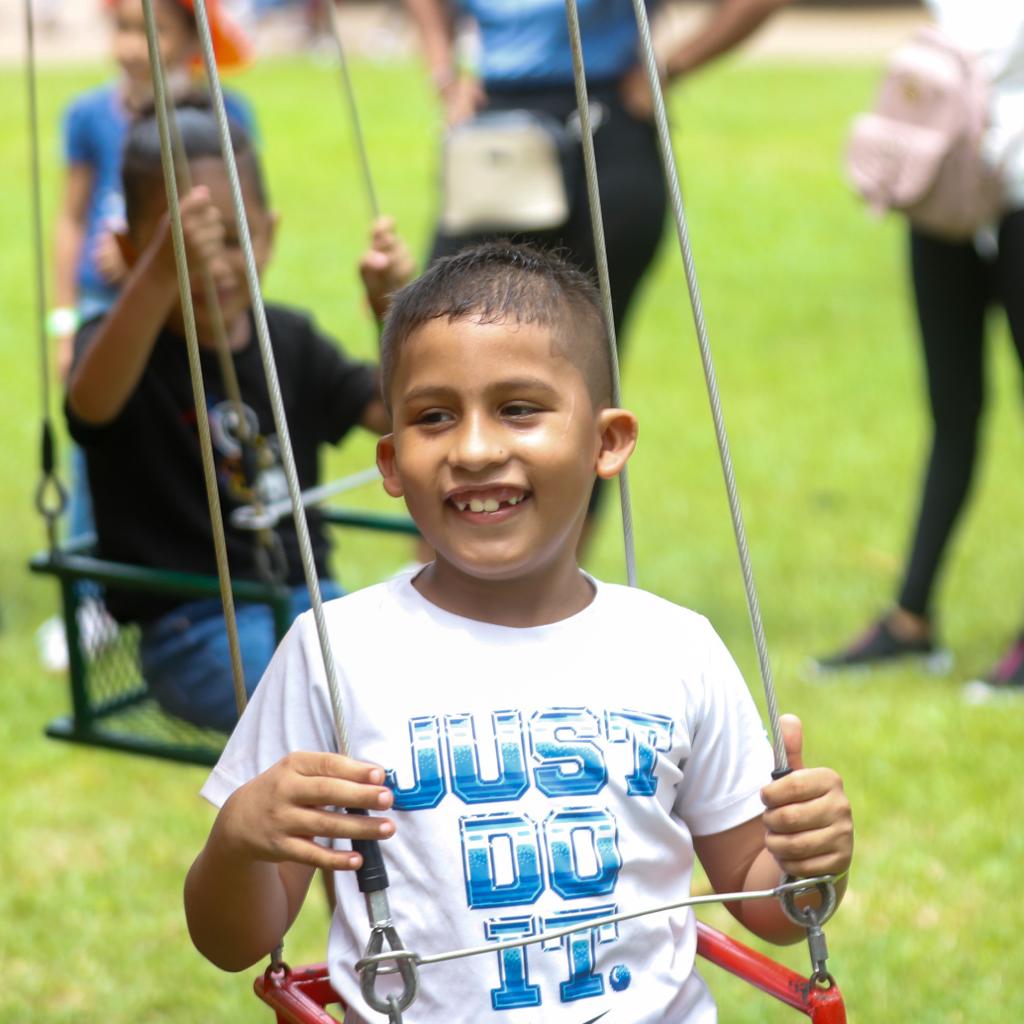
[253,920,846,1024]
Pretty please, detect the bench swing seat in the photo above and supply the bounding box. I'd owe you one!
[253,921,847,1023]
[29,508,419,767]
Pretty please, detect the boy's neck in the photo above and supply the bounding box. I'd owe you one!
[412,556,595,628]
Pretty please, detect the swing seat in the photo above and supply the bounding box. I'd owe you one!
[28,508,418,766]
[253,922,846,1023]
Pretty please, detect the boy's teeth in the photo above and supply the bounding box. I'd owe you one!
[454,493,526,513]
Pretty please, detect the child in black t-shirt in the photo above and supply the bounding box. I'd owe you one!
[66,103,412,732]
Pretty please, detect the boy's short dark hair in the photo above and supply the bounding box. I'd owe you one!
[122,95,267,228]
[380,242,613,408]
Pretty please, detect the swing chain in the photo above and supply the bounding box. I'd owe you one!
[359,890,419,1019]
[253,526,289,585]
[780,877,838,988]
[386,994,404,1024]
[34,421,68,550]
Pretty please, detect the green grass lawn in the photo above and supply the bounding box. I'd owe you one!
[1,52,1022,1021]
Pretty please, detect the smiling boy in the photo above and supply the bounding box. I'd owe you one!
[185,243,853,1023]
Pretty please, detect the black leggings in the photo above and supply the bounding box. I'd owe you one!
[429,80,668,337]
[897,209,1024,616]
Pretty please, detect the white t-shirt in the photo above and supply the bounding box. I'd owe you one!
[925,0,1024,207]
[202,572,774,1023]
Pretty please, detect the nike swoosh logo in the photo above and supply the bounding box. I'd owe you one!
[581,1013,609,1024]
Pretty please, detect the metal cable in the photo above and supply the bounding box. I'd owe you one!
[191,21,412,1002]
[167,106,248,420]
[563,0,638,588]
[24,0,68,548]
[324,0,380,220]
[191,0,352,755]
[232,465,380,531]
[356,872,841,974]
[627,0,787,772]
[166,102,285,585]
[142,0,248,718]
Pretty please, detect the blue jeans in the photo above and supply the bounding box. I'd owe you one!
[67,443,95,542]
[140,580,344,733]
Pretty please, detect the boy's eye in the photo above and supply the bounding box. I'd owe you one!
[502,403,541,419]
[414,409,454,426]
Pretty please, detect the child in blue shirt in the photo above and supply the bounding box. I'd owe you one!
[53,0,253,369]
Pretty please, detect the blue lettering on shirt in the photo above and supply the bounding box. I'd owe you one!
[386,705,680,1012]
[530,708,608,797]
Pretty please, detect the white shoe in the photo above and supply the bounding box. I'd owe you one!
[36,615,69,672]
[35,598,119,673]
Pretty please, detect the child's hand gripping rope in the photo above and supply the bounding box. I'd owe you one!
[760,715,854,880]
[215,752,396,873]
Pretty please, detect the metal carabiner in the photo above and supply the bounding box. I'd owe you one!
[359,914,419,1019]
[780,876,839,987]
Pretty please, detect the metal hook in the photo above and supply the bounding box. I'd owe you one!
[358,919,419,1018]
[780,877,838,986]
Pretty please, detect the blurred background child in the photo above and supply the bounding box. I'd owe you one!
[38,0,254,671]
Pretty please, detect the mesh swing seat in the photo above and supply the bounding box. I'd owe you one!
[29,508,418,766]
[253,922,847,1024]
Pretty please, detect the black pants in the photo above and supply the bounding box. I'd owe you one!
[897,209,1024,616]
[430,80,667,515]
[430,80,667,336]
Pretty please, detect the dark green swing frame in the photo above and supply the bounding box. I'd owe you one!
[29,507,419,767]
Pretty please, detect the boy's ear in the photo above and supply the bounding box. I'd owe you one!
[376,433,404,498]
[251,209,279,272]
[265,209,279,255]
[115,230,138,269]
[594,408,638,480]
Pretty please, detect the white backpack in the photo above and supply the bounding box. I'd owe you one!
[845,26,1004,240]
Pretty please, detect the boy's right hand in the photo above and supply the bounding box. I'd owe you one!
[152,186,226,286]
[215,752,395,873]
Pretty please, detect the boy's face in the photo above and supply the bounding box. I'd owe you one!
[111,0,196,99]
[128,157,274,343]
[377,317,636,585]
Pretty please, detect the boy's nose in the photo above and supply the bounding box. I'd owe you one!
[449,412,507,471]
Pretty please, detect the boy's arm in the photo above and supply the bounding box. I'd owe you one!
[356,217,408,433]
[52,163,93,381]
[359,216,415,324]
[692,715,852,945]
[67,187,223,425]
[185,751,396,971]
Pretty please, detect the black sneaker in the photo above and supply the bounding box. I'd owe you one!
[812,615,952,675]
[962,634,1024,704]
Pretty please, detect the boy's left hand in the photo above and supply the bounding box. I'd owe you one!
[359,216,415,322]
[760,715,853,879]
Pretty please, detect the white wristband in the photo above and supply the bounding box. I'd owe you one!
[47,307,80,337]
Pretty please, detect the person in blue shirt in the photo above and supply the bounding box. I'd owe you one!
[53,0,253,379]
[404,0,792,528]
[406,0,792,328]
